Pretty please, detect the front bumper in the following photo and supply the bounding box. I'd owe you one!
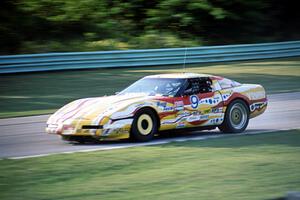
[46,124,63,135]
[46,118,133,140]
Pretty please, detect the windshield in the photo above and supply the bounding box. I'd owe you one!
[119,78,185,96]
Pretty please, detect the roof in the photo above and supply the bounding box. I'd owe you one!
[145,73,214,79]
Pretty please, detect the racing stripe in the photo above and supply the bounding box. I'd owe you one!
[57,99,94,124]
[54,99,90,124]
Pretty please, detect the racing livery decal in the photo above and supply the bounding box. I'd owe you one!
[46,73,267,142]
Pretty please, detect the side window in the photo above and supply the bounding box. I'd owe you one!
[218,78,241,89]
[198,78,213,93]
[184,78,212,95]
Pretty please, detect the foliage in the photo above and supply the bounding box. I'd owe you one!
[0,0,300,54]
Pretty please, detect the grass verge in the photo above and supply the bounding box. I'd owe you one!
[0,57,300,118]
[0,129,300,200]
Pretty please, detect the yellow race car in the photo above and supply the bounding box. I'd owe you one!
[46,73,267,142]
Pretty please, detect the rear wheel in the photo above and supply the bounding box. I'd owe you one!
[219,99,249,133]
[131,108,158,142]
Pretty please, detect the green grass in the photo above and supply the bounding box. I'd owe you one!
[0,130,300,200]
[0,57,300,118]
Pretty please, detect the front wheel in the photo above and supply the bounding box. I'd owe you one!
[219,99,249,133]
[131,109,158,142]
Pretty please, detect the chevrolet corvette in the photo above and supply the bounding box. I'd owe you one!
[46,73,267,142]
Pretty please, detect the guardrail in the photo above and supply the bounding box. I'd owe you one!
[1,40,300,74]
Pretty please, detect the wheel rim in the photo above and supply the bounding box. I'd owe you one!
[229,103,247,130]
[137,114,153,135]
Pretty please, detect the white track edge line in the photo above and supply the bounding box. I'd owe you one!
[5,127,299,160]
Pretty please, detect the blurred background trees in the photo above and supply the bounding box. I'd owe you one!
[0,0,299,54]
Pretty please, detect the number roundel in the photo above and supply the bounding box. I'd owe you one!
[190,95,199,109]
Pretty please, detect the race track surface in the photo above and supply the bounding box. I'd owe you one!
[0,92,299,159]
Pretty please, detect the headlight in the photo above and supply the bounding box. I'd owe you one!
[62,124,75,135]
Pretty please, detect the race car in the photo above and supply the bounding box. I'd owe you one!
[46,73,267,142]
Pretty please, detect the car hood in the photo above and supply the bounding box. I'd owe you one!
[47,93,157,125]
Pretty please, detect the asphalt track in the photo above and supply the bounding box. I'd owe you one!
[0,92,299,159]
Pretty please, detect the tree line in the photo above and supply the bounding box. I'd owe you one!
[1,0,299,55]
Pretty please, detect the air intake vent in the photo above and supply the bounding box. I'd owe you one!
[82,125,103,129]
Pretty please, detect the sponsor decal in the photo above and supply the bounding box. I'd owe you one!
[162,113,189,124]
[250,102,267,112]
[111,128,128,135]
[175,100,184,111]
[200,98,218,105]
[187,114,209,122]
[157,102,167,107]
[176,122,185,128]
[211,107,223,113]
[210,117,223,124]
[157,101,174,111]
[162,121,172,125]
[187,115,200,122]
[222,93,231,100]
[200,115,209,120]
[191,111,201,116]
[178,111,191,117]
[163,106,174,111]
[202,109,211,114]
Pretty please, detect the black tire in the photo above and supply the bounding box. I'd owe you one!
[131,108,158,142]
[218,99,249,133]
